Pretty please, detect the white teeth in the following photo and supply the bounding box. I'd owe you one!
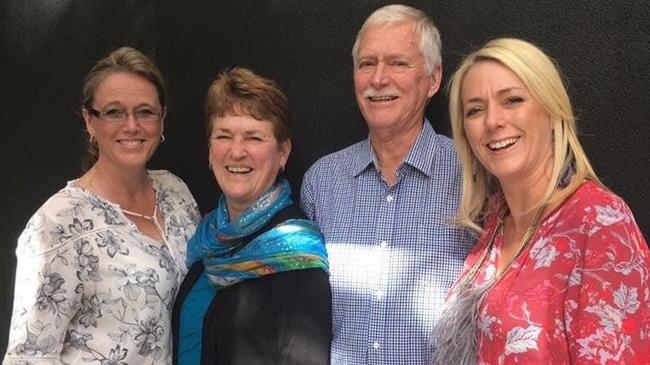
[227,167,252,173]
[488,137,518,150]
[369,95,398,102]
[119,140,143,148]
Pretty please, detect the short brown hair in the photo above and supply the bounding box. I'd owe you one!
[204,67,291,144]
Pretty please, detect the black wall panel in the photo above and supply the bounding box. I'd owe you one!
[1,0,648,353]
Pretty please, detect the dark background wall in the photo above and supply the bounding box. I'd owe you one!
[1,0,648,354]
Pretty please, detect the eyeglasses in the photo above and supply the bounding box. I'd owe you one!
[88,106,163,123]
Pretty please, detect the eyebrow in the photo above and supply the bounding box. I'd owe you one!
[95,101,157,109]
[213,127,266,136]
[463,86,526,104]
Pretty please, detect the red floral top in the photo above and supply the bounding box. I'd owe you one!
[453,181,650,364]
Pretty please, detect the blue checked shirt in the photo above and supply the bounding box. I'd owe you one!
[300,121,475,365]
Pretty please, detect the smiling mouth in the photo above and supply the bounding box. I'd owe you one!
[487,137,519,151]
[118,139,145,148]
[226,166,252,174]
[367,95,398,102]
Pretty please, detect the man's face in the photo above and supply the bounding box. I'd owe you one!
[354,21,440,133]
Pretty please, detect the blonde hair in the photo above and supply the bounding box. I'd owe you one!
[448,38,601,231]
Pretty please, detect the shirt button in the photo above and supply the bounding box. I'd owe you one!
[386,194,394,202]
[379,240,388,248]
[372,341,380,350]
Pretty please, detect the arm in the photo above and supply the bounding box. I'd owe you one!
[276,269,332,365]
[4,212,84,365]
[299,168,317,221]
[565,204,650,364]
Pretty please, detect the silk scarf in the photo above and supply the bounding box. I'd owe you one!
[179,179,328,364]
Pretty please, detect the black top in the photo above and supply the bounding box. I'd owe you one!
[172,205,332,365]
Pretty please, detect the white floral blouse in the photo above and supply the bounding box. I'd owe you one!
[4,170,200,365]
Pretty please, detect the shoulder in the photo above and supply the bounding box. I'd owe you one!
[149,169,198,209]
[430,133,461,167]
[304,140,367,179]
[253,268,329,295]
[560,181,636,227]
[148,169,191,191]
[432,132,456,151]
[551,180,647,251]
[17,184,95,255]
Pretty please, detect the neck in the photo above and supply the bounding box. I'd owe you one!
[369,121,422,186]
[499,155,554,231]
[227,204,244,222]
[82,161,152,207]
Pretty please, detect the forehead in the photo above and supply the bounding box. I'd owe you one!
[358,21,420,57]
[462,60,526,95]
[211,113,274,132]
[94,72,159,104]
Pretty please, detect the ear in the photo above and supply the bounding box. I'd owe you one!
[82,108,95,137]
[207,138,214,166]
[279,139,292,167]
[427,64,443,98]
[160,107,167,135]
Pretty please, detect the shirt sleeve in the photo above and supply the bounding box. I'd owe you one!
[299,167,317,221]
[4,211,84,365]
[564,202,650,364]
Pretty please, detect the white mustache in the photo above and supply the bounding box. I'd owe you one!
[362,87,399,98]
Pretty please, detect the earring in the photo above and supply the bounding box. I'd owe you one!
[160,133,166,143]
[89,134,95,143]
[471,158,477,176]
[208,162,212,170]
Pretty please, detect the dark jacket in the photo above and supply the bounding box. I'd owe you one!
[172,206,332,364]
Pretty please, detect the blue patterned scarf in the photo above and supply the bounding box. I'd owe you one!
[178,179,328,364]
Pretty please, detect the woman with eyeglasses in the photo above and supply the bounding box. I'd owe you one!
[4,46,200,365]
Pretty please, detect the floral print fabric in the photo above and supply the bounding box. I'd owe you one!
[455,181,650,364]
[4,170,200,365]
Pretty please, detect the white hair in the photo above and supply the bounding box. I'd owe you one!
[352,4,442,75]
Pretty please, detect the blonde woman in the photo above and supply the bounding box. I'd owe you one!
[434,38,650,364]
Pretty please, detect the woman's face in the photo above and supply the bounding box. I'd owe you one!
[83,72,163,172]
[461,60,554,189]
[208,113,290,217]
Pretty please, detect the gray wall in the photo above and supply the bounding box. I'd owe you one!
[1,0,649,353]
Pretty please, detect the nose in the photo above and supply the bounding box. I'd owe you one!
[122,112,140,132]
[485,104,505,130]
[370,63,389,88]
[228,137,246,159]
